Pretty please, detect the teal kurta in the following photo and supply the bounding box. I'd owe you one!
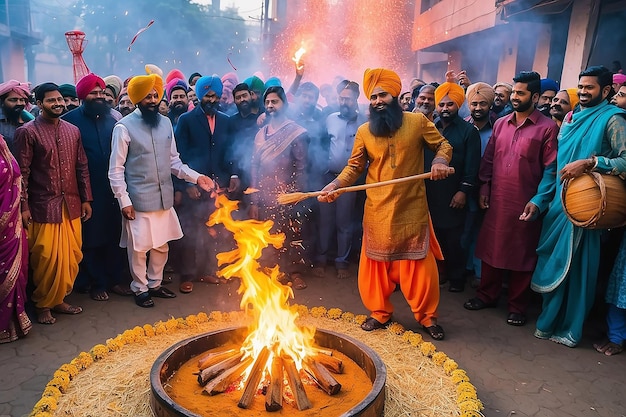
[531,101,626,347]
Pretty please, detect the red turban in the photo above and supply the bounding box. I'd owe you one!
[127,74,164,105]
[76,73,106,100]
[363,68,402,98]
[434,82,466,108]
[0,80,31,99]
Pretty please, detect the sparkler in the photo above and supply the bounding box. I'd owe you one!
[292,46,306,70]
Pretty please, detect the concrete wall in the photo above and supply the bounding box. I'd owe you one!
[0,37,27,81]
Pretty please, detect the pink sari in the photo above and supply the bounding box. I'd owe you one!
[0,137,31,343]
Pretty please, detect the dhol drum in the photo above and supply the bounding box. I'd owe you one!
[562,172,626,229]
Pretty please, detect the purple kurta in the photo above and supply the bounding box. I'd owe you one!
[476,109,558,271]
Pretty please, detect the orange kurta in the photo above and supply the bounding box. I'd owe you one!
[335,112,451,326]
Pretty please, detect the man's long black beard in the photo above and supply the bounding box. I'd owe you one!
[169,103,186,118]
[202,101,219,116]
[83,99,110,118]
[369,99,404,137]
[2,103,24,124]
[138,104,160,128]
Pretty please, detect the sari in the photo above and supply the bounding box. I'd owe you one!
[0,136,31,343]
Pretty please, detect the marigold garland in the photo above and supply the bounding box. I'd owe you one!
[30,309,484,417]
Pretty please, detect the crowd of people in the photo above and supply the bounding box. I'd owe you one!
[1,60,625,356]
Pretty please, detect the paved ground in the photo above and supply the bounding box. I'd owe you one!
[1,265,625,417]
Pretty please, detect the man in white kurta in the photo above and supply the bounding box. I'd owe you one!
[108,74,214,307]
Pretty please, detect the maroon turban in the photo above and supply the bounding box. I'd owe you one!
[76,73,106,100]
[0,80,31,99]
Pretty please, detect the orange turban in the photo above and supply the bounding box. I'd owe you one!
[565,88,579,109]
[465,82,495,105]
[363,68,402,98]
[127,74,164,105]
[434,82,466,108]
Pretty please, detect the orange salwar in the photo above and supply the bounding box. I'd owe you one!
[28,204,82,309]
[358,220,443,327]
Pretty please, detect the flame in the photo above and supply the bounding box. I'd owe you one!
[207,195,315,375]
[292,45,306,70]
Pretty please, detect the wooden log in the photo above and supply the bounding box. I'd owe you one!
[197,352,244,386]
[204,356,253,395]
[303,358,342,395]
[312,347,334,356]
[283,356,312,411]
[238,346,270,409]
[312,353,344,374]
[264,356,284,412]
[198,348,239,370]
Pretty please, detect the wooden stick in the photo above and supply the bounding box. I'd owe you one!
[312,347,333,356]
[238,346,270,409]
[277,167,455,205]
[312,353,344,374]
[197,352,244,386]
[283,356,312,411]
[204,356,253,395]
[198,348,239,370]
[303,357,342,395]
[265,356,284,412]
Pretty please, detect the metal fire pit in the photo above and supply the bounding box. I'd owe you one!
[150,327,386,417]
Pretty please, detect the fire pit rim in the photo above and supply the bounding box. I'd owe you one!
[150,326,387,417]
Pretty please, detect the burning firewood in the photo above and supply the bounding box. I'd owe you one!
[303,357,342,395]
[283,356,312,411]
[312,353,344,374]
[238,346,271,409]
[204,356,253,395]
[312,347,334,356]
[197,348,239,370]
[197,352,244,386]
[264,356,284,412]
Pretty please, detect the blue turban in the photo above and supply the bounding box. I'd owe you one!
[540,78,559,94]
[264,77,282,90]
[194,75,223,99]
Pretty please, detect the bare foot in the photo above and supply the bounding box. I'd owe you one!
[36,308,56,325]
[312,266,325,277]
[337,269,351,279]
[52,302,83,315]
[594,339,623,356]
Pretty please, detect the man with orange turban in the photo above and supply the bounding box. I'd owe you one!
[318,68,453,340]
[549,89,578,127]
[427,82,481,293]
[108,73,216,308]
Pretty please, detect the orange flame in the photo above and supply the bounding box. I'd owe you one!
[207,195,315,373]
[292,46,306,70]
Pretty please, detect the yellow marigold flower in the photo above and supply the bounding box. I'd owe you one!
[294,304,309,317]
[451,370,470,384]
[175,317,187,329]
[185,314,199,327]
[456,381,476,394]
[327,308,342,319]
[354,314,367,325]
[46,376,69,393]
[154,322,167,335]
[31,412,53,417]
[461,411,484,417]
[42,386,62,400]
[458,399,483,412]
[310,306,327,318]
[57,363,79,379]
[444,358,459,375]
[209,311,223,321]
[341,311,355,322]
[431,351,448,365]
[458,390,478,402]
[133,325,146,338]
[90,344,109,360]
[419,341,436,356]
[52,370,70,384]
[33,397,57,413]
[122,328,139,343]
[197,312,209,323]
[143,324,155,337]
[387,322,405,335]
[106,338,124,352]
[71,352,94,370]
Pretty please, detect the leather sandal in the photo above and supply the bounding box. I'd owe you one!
[507,312,526,326]
[361,317,390,331]
[423,324,445,340]
[134,292,154,308]
[149,286,177,298]
[463,297,497,310]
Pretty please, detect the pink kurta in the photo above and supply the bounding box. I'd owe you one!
[476,109,558,272]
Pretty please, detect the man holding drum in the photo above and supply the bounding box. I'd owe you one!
[531,66,626,348]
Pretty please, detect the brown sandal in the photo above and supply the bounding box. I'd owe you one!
[52,303,83,315]
[291,273,307,290]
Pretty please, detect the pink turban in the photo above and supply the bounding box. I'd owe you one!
[165,78,189,101]
[465,82,495,105]
[434,82,466,108]
[613,73,626,86]
[0,80,31,99]
[363,68,402,98]
[221,72,238,89]
[166,69,186,85]
[76,73,106,100]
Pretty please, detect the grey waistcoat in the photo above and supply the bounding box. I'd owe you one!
[118,112,174,212]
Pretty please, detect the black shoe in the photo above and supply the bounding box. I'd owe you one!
[149,286,177,298]
[134,292,154,308]
[448,282,465,292]
[463,297,497,310]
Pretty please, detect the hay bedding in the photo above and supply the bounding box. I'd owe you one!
[36,309,483,417]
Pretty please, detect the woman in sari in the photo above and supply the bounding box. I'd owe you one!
[0,134,31,342]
